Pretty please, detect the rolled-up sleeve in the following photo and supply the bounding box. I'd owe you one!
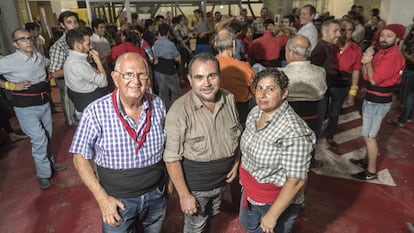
[281,134,314,180]
[163,107,185,163]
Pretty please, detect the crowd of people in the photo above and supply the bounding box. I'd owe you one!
[0,3,413,233]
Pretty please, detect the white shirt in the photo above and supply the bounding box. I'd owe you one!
[298,22,318,51]
[90,33,111,60]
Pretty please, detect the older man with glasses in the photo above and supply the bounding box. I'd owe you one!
[70,53,168,233]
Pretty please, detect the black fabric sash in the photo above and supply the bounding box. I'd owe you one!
[11,82,50,107]
[97,162,166,198]
[182,156,235,191]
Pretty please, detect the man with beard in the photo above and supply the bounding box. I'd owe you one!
[351,24,406,180]
[309,19,341,167]
[325,19,362,150]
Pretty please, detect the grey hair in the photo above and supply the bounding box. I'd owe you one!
[214,29,235,52]
[321,19,341,33]
[286,36,311,58]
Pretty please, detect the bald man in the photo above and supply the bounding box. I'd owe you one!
[70,53,167,233]
[281,35,327,168]
[215,28,254,125]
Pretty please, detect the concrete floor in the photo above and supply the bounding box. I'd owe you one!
[0,90,413,233]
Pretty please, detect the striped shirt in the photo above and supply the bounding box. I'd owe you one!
[70,90,166,169]
[240,101,315,187]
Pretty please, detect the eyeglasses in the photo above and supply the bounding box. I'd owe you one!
[14,36,33,42]
[114,71,149,80]
[191,73,219,81]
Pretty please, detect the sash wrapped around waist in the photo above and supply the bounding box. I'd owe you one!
[182,156,235,191]
[97,162,166,199]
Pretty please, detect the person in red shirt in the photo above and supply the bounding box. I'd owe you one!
[325,19,362,150]
[351,24,406,180]
[248,19,288,68]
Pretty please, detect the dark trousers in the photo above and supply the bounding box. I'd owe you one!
[326,87,349,139]
[289,100,321,163]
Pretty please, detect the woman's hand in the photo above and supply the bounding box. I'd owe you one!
[260,213,277,233]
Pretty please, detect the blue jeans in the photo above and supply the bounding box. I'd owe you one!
[14,103,53,178]
[239,194,301,233]
[102,186,167,233]
[362,100,391,138]
[153,71,181,106]
[183,186,226,233]
[326,87,349,139]
[55,78,76,126]
[194,44,210,55]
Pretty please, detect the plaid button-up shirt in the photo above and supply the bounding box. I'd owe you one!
[240,101,315,187]
[70,91,166,169]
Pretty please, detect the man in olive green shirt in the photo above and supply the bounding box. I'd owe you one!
[164,53,242,233]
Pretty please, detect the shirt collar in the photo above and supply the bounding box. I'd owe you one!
[190,89,225,110]
[256,101,288,125]
[15,49,35,62]
[68,49,88,59]
[116,89,150,117]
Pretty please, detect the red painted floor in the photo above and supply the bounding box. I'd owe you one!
[1,94,414,233]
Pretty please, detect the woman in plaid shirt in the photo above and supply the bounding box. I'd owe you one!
[239,68,316,233]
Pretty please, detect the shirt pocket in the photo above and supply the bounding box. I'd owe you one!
[186,136,207,155]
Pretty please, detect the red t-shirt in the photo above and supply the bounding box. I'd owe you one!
[248,31,288,61]
[364,45,405,87]
[337,41,362,73]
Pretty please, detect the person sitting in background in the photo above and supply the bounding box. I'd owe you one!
[64,29,107,119]
[239,68,315,233]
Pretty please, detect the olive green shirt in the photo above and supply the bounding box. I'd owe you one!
[163,89,242,162]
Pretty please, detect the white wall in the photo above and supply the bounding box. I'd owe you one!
[327,0,354,19]
[50,0,77,16]
[381,0,414,26]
